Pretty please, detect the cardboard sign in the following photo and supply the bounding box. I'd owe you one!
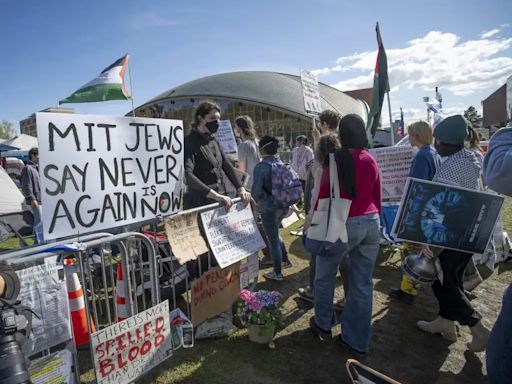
[369,146,414,200]
[392,178,505,253]
[165,212,208,264]
[36,113,184,240]
[214,120,238,157]
[200,202,265,268]
[191,263,241,325]
[239,253,259,289]
[300,69,322,115]
[91,301,173,384]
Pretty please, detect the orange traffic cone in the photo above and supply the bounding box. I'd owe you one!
[115,261,133,322]
[64,259,96,347]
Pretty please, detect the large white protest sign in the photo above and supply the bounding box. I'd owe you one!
[36,113,184,240]
[91,300,173,384]
[369,146,414,200]
[300,69,322,115]
[17,257,72,356]
[200,202,265,268]
[214,120,238,157]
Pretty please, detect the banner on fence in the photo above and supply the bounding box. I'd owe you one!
[200,202,265,268]
[29,349,73,384]
[17,256,72,356]
[300,69,322,115]
[369,146,414,200]
[91,300,172,384]
[191,263,241,325]
[165,211,208,263]
[36,113,184,240]
[392,178,505,253]
[214,120,238,157]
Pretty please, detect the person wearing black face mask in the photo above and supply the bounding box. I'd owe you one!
[184,101,251,209]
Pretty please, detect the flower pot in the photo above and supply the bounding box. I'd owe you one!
[247,323,275,344]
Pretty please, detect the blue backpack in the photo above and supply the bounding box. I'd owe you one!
[266,161,302,208]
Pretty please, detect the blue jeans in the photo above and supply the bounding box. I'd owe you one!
[260,208,288,275]
[314,213,380,352]
[486,283,512,383]
[32,205,44,244]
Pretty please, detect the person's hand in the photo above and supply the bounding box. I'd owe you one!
[217,194,233,210]
[31,200,39,209]
[311,118,321,144]
[237,187,251,205]
[421,245,435,259]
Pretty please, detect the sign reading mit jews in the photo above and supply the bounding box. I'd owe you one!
[36,113,184,240]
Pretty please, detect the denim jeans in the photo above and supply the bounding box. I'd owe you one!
[32,205,44,244]
[486,283,512,384]
[314,213,380,352]
[260,208,288,275]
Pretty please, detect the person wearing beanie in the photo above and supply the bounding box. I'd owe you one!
[417,114,490,352]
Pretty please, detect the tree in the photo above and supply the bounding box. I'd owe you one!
[464,106,482,127]
[0,120,16,140]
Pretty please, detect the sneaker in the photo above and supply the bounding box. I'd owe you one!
[389,288,415,304]
[263,271,284,281]
[333,298,346,311]
[309,316,331,340]
[335,335,367,357]
[259,257,273,266]
[282,260,293,269]
[298,286,314,303]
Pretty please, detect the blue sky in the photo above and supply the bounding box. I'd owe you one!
[1,0,511,130]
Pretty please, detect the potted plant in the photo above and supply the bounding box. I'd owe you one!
[236,289,282,344]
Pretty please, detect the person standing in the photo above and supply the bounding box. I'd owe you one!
[291,135,314,205]
[21,147,43,244]
[234,115,260,191]
[183,101,251,209]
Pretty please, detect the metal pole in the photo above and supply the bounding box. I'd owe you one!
[128,55,136,117]
[386,91,395,145]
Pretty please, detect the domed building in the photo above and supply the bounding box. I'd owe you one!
[134,71,369,150]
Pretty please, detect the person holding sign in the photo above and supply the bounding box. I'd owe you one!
[417,115,490,352]
[184,101,251,209]
[234,115,260,191]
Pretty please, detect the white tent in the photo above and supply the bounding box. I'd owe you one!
[4,134,38,150]
[0,166,25,216]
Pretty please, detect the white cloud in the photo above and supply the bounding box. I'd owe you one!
[480,29,500,39]
[315,30,512,97]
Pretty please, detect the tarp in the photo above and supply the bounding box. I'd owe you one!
[0,166,25,215]
[3,134,38,151]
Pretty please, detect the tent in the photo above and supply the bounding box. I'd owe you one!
[3,134,38,151]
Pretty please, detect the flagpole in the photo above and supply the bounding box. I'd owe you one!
[386,91,395,145]
[127,55,135,117]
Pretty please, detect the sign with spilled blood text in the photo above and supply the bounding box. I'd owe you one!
[36,113,184,239]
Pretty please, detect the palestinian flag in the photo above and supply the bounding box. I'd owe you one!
[366,23,390,142]
[59,54,131,104]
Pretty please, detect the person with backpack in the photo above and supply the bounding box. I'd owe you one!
[252,136,302,281]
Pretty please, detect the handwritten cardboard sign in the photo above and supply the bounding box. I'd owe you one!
[191,263,241,325]
[200,202,265,268]
[91,301,173,384]
[300,69,322,115]
[165,212,208,263]
[369,146,414,200]
[36,112,184,240]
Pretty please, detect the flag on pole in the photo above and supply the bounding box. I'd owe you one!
[59,54,131,104]
[398,107,404,136]
[366,23,390,141]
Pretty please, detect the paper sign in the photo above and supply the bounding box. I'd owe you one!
[369,146,414,200]
[29,349,73,384]
[191,263,241,325]
[214,120,238,156]
[239,253,259,289]
[36,112,184,240]
[392,178,505,254]
[169,308,192,351]
[300,69,322,115]
[200,202,265,268]
[17,257,72,356]
[165,212,208,263]
[91,301,173,384]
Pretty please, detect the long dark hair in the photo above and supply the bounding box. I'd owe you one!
[235,115,257,140]
[192,101,220,129]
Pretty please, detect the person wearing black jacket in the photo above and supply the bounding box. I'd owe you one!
[184,101,251,209]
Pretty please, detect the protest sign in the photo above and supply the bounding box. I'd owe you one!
[169,308,192,350]
[165,211,208,264]
[392,178,505,253]
[200,202,265,268]
[17,257,72,356]
[300,69,322,115]
[29,349,73,384]
[214,120,238,157]
[369,146,414,200]
[36,112,184,240]
[91,300,172,384]
[191,263,241,325]
[239,253,259,289]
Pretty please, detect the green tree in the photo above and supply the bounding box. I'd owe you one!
[0,120,16,140]
[464,106,482,126]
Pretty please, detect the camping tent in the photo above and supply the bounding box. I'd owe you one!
[0,166,24,215]
[3,134,38,151]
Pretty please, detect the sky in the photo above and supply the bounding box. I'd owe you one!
[1,0,512,132]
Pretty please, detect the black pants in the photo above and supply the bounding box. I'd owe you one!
[432,249,482,326]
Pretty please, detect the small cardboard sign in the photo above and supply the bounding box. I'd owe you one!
[214,120,238,157]
[191,263,241,325]
[165,212,208,263]
[300,69,322,115]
